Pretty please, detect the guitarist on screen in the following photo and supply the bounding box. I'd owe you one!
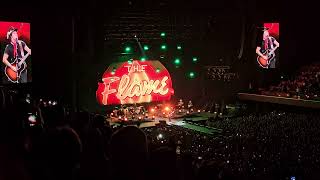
[256,27,279,69]
[2,26,31,83]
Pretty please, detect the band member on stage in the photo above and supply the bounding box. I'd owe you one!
[177,99,184,109]
[256,27,279,68]
[2,26,31,83]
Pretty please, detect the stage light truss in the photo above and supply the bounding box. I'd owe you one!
[104,9,193,41]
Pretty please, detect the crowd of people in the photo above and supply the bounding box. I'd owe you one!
[206,111,320,179]
[260,63,320,100]
[1,90,320,180]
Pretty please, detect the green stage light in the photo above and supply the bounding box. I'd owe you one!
[140,57,146,61]
[189,72,195,78]
[192,57,198,62]
[143,45,149,51]
[161,44,167,50]
[177,45,182,50]
[174,58,181,65]
[160,32,166,37]
[128,59,133,64]
[125,46,131,52]
[156,68,160,73]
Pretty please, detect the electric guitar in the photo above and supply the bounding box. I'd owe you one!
[5,52,31,83]
[257,47,277,68]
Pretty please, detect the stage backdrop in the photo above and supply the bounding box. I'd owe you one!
[96,60,174,105]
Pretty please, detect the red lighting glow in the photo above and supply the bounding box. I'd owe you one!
[264,23,279,39]
[96,60,174,105]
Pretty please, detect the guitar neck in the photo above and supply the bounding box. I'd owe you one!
[269,47,278,54]
[17,52,30,66]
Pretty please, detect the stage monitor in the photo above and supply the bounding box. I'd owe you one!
[0,21,31,84]
[256,22,279,69]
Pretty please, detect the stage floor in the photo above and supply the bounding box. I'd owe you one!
[108,114,222,135]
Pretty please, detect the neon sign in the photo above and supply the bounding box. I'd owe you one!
[96,60,174,105]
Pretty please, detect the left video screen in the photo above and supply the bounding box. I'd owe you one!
[0,21,31,84]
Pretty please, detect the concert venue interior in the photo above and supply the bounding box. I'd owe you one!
[1,1,320,180]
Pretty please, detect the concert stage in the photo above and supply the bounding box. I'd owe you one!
[108,113,222,135]
[238,93,320,109]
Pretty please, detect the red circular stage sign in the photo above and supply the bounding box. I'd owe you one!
[96,60,174,105]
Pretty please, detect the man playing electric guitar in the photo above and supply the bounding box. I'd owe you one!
[256,28,279,68]
[2,26,31,83]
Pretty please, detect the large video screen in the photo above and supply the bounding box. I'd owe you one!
[256,23,279,69]
[0,21,31,83]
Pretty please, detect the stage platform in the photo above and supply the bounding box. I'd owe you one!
[238,93,320,109]
[108,116,222,135]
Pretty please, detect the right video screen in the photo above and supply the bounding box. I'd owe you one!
[256,23,279,69]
